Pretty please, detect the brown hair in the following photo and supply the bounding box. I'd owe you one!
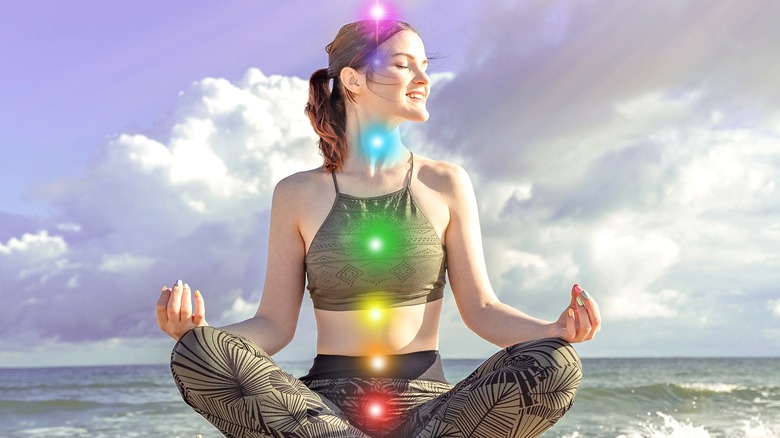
[304,20,418,173]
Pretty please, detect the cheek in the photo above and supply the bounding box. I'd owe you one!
[374,68,408,83]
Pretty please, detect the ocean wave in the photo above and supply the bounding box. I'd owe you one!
[0,399,170,416]
[554,413,780,438]
[677,382,744,393]
[14,426,91,437]
[633,412,780,438]
[0,380,166,391]
[578,382,779,403]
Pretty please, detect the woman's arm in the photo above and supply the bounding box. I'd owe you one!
[443,164,600,347]
[219,175,307,356]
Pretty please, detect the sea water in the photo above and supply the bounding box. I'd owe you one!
[0,358,778,437]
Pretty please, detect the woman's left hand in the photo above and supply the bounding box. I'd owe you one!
[551,284,602,343]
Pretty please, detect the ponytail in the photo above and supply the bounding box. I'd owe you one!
[305,68,347,173]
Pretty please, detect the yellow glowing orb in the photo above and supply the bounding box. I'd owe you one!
[368,307,383,321]
[371,356,385,370]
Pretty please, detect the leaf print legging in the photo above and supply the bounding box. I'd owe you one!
[170,326,582,438]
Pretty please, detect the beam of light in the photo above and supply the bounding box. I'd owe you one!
[358,1,399,23]
[371,3,386,20]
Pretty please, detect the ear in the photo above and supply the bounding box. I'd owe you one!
[339,66,365,95]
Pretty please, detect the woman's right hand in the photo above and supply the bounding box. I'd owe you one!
[156,279,208,340]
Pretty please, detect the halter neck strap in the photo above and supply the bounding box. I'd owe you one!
[331,151,414,195]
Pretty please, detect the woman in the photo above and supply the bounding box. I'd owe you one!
[156,20,601,438]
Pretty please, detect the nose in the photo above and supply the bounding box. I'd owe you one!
[413,67,430,85]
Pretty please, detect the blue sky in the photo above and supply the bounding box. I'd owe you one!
[2,0,779,367]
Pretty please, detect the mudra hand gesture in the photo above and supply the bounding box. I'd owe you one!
[551,284,601,343]
[156,279,208,340]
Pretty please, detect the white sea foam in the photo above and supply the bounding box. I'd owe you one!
[643,412,713,437]
[678,382,743,393]
[741,416,780,438]
[610,412,780,438]
[18,427,91,437]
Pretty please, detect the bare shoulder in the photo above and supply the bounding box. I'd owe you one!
[413,153,472,200]
[273,167,329,198]
[269,167,330,218]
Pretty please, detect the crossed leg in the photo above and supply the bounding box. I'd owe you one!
[170,326,370,438]
[394,338,582,438]
[171,327,581,438]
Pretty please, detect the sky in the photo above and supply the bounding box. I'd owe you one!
[1,0,779,368]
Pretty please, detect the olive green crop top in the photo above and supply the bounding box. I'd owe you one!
[305,152,447,311]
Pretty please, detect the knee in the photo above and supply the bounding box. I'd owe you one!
[172,326,268,364]
[506,338,581,369]
[506,338,583,403]
[170,326,272,386]
[170,326,274,405]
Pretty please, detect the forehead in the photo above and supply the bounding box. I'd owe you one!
[378,30,426,60]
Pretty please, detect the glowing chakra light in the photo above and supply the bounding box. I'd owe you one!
[369,306,384,321]
[359,121,402,164]
[368,402,383,417]
[371,356,385,370]
[369,237,383,251]
[371,3,386,20]
[358,1,399,23]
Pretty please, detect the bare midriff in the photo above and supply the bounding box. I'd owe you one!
[313,299,442,356]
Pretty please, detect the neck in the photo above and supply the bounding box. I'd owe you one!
[343,114,407,177]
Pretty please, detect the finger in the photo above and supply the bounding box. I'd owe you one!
[575,300,592,340]
[156,286,171,327]
[192,290,206,325]
[579,287,602,340]
[565,307,576,342]
[167,279,183,320]
[180,283,193,322]
[570,284,581,308]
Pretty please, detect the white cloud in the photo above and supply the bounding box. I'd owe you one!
[0,230,66,257]
[769,299,780,318]
[98,253,155,273]
[217,292,258,325]
[2,69,324,346]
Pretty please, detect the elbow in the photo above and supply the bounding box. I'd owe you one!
[461,299,500,335]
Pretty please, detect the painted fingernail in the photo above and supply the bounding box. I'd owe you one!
[573,284,582,294]
[195,290,201,297]
[184,283,190,290]
[576,296,584,306]
[582,289,591,300]
[568,308,574,318]
[161,286,167,291]
[176,279,183,288]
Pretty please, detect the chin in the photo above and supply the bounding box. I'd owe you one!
[407,109,430,123]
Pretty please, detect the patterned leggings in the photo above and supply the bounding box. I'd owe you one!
[171,326,582,438]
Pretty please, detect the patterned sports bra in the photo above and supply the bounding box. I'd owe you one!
[305,152,448,311]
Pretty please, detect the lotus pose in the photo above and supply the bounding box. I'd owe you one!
[156,20,601,438]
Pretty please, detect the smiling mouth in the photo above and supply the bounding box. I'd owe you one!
[406,93,425,102]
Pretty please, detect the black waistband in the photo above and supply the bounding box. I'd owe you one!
[299,350,447,383]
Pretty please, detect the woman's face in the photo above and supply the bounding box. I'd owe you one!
[360,30,431,124]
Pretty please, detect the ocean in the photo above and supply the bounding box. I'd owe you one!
[0,358,778,437]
